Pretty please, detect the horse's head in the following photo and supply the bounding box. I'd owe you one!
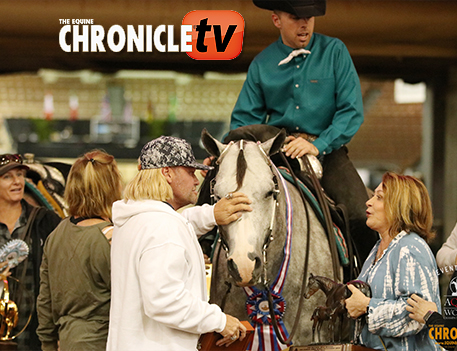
[202,128,286,287]
[304,273,319,299]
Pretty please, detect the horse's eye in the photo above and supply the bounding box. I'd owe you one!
[265,190,274,198]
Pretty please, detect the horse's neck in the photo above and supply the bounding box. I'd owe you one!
[317,277,337,295]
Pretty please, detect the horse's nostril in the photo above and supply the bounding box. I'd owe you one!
[227,259,242,282]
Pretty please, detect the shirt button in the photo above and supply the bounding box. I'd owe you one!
[296,126,299,130]
[323,151,327,155]
[296,65,300,68]
[295,84,299,88]
[296,106,299,109]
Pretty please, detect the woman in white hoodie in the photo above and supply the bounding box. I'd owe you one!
[107,136,252,351]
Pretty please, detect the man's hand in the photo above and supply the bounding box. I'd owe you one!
[345,284,371,319]
[214,192,252,226]
[216,314,247,347]
[283,136,318,158]
[406,294,438,324]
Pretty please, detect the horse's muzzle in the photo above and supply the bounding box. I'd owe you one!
[227,255,262,287]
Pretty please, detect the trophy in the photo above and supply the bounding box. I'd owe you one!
[293,274,376,351]
[0,240,32,351]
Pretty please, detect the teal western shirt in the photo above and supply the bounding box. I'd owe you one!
[230,33,363,155]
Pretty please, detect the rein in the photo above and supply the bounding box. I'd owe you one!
[302,155,340,282]
[264,152,312,346]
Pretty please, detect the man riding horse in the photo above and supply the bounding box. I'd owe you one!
[228,0,377,265]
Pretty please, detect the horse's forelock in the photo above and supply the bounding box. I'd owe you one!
[235,145,247,192]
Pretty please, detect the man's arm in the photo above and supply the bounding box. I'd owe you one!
[436,222,457,269]
[312,41,363,155]
[230,61,267,130]
[181,193,252,236]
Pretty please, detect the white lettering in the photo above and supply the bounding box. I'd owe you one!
[127,25,144,52]
[59,24,192,53]
[154,25,166,52]
[73,25,89,52]
[146,25,153,52]
[107,25,126,52]
[59,25,72,52]
[91,25,106,52]
[167,25,179,52]
[181,25,192,52]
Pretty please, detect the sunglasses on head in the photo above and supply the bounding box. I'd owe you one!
[0,154,23,167]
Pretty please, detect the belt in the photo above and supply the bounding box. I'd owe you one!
[290,132,318,142]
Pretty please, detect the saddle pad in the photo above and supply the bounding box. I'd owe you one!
[278,167,349,266]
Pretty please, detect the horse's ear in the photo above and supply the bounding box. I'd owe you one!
[201,128,225,158]
[259,128,287,156]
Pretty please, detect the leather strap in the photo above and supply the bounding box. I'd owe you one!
[19,207,40,242]
[16,206,42,310]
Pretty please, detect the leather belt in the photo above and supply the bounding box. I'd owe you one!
[290,132,318,142]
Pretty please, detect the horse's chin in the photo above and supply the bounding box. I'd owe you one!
[235,280,253,288]
[234,276,261,288]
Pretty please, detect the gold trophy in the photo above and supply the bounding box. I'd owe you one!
[0,279,18,340]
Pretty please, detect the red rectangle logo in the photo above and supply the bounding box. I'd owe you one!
[183,10,245,60]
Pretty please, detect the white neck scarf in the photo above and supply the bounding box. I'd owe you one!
[278,48,311,66]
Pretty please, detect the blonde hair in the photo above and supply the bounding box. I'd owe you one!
[65,149,122,219]
[382,172,435,242]
[123,168,173,202]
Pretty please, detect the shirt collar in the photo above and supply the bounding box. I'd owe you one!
[277,34,316,55]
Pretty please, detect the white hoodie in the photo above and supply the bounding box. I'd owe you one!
[107,200,226,351]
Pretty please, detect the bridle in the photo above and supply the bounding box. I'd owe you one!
[210,140,280,287]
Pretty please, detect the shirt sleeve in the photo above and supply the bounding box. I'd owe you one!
[312,43,364,155]
[181,204,217,237]
[436,223,457,269]
[367,245,438,338]
[230,60,268,131]
[36,242,59,351]
[138,241,226,335]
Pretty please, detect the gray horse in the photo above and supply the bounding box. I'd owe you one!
[201,129,342,349]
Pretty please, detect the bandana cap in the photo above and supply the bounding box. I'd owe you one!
[140,136,212,171]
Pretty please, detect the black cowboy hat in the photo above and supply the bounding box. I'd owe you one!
[253,0,326,18]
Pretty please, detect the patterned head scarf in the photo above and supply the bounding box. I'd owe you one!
[139,136,212,171]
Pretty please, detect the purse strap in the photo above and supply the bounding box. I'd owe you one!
[19,206,40,242]
[14,206,42,311]
[19,206,41,286]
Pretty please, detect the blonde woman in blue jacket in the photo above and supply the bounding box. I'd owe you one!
[345,172,441,351]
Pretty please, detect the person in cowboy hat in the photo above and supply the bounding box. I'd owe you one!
[107,136,252,351]
[229,0,377,265]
